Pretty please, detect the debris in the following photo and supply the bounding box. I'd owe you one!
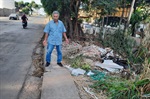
[87,70,94,76]
[65,65,86,76]
[142,94,150,98]
[84,59,94,65]
[64,65,74,72]
[62,42,82,56]
[98,48,107,55]
[81,45,101,57]
[80,45,115,60]
[71,68,86,76]
[83,87,98,99]
[106,50,114,58]
[90,70,106,80]
[95,60,124,73]
[113,59,128,69]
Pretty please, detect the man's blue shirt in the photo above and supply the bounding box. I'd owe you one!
[44,20,66,45]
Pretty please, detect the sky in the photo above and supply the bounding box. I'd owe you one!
[15,0,42,4]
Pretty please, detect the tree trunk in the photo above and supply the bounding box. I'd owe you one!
[124,0,135,33]
[68,19,73,39]
[119,0,125,25]
[131,0,138,36]
[71,0,82,40]
[131,22,136,36]
[58,0,83,40]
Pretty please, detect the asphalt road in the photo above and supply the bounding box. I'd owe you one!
[0,16,45,99]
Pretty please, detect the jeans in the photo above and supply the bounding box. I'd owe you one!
[46,44,62,63]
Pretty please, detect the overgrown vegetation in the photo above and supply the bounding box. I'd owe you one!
[99,29,147,65]
[96,24,150,98]
[69,55,91,71]
[41,0,150,98]
[91,74,150,99]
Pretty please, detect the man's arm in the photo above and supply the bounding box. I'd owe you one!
[63,32,69,44]
[43,33,48,46]
[43,22,50,46]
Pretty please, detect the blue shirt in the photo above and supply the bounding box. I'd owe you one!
[44,20,66,45]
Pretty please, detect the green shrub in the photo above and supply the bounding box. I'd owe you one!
[70,55,91,71]
[99,29,146,64]
[91,75,150,99]
[81,63,91,71]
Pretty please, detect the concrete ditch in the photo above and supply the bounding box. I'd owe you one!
[17,37,45,99]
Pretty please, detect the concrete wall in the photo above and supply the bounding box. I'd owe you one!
[0,0,15,9]
[0,8,15,16]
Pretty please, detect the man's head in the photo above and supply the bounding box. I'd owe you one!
[52,11,59,22]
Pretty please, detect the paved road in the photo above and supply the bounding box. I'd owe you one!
[0,16,45,99]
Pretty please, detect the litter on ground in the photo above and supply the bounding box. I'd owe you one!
[95,60,124,73]
[65,65,86,76]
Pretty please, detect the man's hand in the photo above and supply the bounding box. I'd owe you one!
[65,39,69,44]
[43,40,47,46]
[63,33,69,44]
[43,33,48,46]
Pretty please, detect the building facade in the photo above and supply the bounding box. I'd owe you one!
[0,0,15,16]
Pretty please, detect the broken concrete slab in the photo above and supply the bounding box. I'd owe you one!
[41,47,80,99]
[41,66,80,99]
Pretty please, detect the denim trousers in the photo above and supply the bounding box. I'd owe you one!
[46,44,62,63]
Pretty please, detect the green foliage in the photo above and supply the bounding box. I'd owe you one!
[41,0,63,15]
[71,55,83,68]
[91,75,150,99]
[130,7,150,25]
[91,0,118,15]
[41,0,89,16]
[15,1,40,15]
[99,29,146,64]
[22,7,30,14]
[81,63,91,71]
[78,18,83,23]
[85,18,90,22]
[70,55,91,71]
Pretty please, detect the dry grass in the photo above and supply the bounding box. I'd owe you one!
[140,23,150,80]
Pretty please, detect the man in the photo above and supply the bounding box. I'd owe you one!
[21,14,28,22]
[21,14,28,27]
[43,11,69,67]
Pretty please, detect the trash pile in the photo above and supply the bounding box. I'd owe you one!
[80,45,101,57]
[63,42,131,99]
[65,65,86,76]
[95,60,124,73]
[62,42,82,56]
[80,45,115,59]
[64,43,129,74]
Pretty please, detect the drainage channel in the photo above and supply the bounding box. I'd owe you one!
[17,36,45,99]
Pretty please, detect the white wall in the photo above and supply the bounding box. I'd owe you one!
[0,0,15,9]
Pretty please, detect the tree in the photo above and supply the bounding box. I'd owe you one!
[122,0,150,36]
[22,7,30,14]
[91,0,118,26]
[18,1,25,9]
[15,1,41,15]
[41,0,88,40]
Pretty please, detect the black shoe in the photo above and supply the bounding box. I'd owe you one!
[45,62,50,67]
[57,62,63,67]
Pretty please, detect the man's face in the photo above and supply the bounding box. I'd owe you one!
[53,14,59,21]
